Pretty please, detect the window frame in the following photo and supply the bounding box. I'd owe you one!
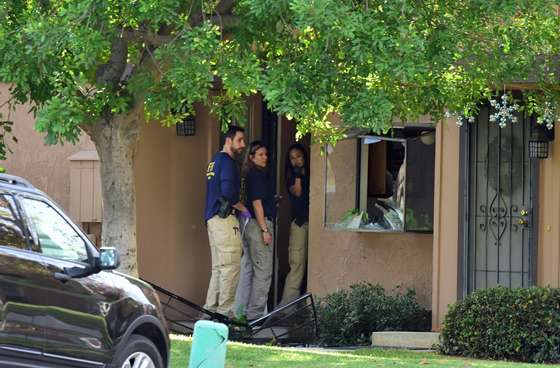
[16,192,98,265]
[324,128,435,234]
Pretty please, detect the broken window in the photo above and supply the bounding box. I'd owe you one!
[324,127,435,233]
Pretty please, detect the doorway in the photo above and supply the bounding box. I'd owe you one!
[260,107,310,309]
[461,103,539,295]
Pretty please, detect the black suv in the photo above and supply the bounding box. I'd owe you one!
[0,174,169,368]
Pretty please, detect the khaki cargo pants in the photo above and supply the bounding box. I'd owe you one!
[244,218,274,320]
[281,221,309,304]
[204,215,242,317]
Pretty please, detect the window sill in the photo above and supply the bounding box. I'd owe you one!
[324,224,405,234]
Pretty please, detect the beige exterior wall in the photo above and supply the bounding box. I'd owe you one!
[538,135,560,287]
[431,119,461,330]
[307,141,434,308]
[134,104,220,304]
[134,97,264,304]
[0,84,96,215]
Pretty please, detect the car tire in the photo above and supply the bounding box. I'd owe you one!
[112,334,164,368]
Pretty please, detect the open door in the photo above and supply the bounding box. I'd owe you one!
[260,110,310,309]
[237,98,310,312]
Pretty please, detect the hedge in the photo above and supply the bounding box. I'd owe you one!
[316,282,430,346]
[439,287,560,363]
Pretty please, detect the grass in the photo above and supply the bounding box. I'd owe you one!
[170,334,560,368]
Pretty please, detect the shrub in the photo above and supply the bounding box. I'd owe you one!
[316,282,430,346]
[439,287,560,363]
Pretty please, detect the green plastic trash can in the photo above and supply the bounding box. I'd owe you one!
[188,320,229,368]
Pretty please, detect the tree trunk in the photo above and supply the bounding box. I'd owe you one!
[83,109,142,276]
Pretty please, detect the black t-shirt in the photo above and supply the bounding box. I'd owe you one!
[246,167,276,220]
[287,171,309,226]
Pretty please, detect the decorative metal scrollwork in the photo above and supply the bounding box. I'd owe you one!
[488,192,507,246]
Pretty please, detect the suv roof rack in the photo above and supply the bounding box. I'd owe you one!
[0,174,35,189]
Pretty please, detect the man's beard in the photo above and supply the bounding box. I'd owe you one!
[233,147,244,157]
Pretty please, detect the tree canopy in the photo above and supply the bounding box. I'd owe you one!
[1,0,559,272]
[1,0,559,150]
[244,0,560,140]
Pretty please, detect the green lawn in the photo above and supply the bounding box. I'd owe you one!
[170,334,560,368]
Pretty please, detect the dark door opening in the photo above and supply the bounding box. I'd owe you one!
[260,106,310,310]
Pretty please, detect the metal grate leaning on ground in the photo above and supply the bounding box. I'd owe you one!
[142,279,319,345]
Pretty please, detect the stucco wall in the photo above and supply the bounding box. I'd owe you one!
[538,134,560,286]
[307,141,433,308]
[0,84,95,214]
[324,139,358,226]
[134,104,219,304]
[431,120,461,330]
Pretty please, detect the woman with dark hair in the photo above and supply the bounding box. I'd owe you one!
[280,143,310,305]
[237,140,276,320]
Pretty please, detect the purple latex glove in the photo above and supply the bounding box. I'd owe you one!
[239,209,252,220]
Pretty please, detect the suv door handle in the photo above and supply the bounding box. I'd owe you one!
[53,272,71,282]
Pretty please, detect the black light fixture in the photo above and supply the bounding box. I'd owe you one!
[176,115,196,136]
[528,140,549,159]
[529,122,554,159]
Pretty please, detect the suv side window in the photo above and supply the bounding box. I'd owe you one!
[20,197,89,263]
[0,194,27,249]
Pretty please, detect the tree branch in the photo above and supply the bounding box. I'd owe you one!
[123,17,239,48]
[0,96,16,110]
[95,37,128,88]
[190,0,237,27]
[123,29,174,47]
[210,14,240,29]
[38,0,50,13]
[215,0,235,14]
[121,0,238,47]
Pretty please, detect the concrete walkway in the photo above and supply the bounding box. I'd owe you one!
[371,331,440,350]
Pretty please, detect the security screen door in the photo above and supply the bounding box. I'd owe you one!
[465,104,537,292]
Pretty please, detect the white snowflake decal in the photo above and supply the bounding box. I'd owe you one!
[489,94,519,128]
[536,101,557,130]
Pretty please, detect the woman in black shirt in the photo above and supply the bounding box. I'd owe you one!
[239,141,276,320]
[281,143,310,304]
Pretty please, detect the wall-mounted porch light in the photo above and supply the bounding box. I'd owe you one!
[529,117,554,159]
[528,140,549,159]
[176,115,196,136]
